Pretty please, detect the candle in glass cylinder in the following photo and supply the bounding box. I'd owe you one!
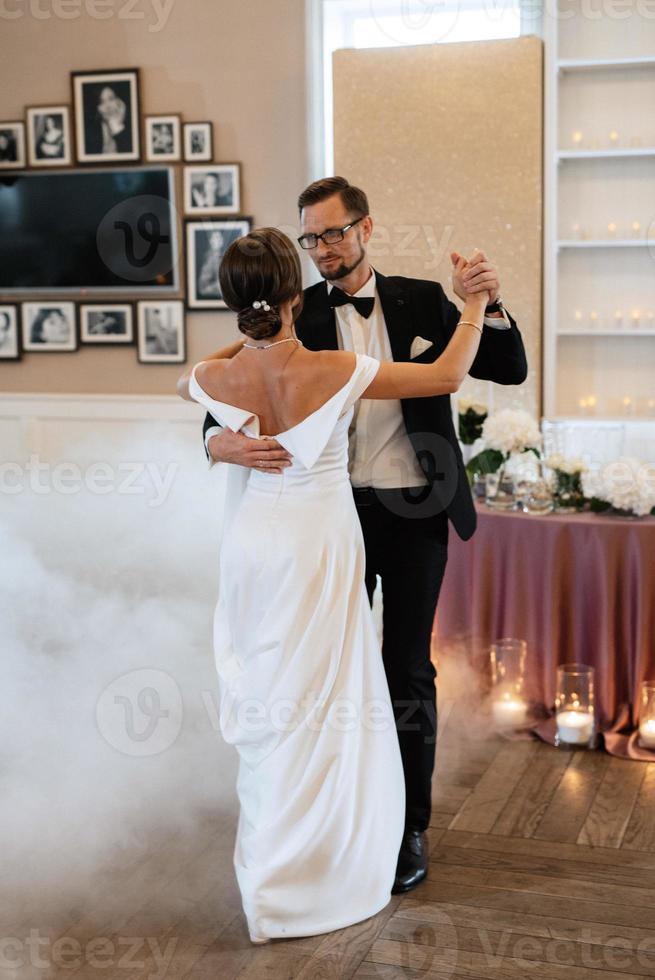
[639,683,655,749]
[556,709,594,745]
[492,693,527,728]
[555,664,595,748]
[639,720,655,749]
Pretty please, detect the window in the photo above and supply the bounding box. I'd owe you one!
[308,0,526,177]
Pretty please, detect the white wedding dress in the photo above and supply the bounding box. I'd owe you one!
[189,352,406,943]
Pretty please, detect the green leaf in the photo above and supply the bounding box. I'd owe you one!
[588,496,612,513]
[465,448,505,485]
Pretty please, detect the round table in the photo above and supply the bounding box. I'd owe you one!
[434,502,655,759]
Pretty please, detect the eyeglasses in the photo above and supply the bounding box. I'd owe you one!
[297,215,367,250]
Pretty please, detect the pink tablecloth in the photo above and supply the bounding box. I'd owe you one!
[434,503,655,760]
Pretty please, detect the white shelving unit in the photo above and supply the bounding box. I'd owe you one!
[543,7,655,428]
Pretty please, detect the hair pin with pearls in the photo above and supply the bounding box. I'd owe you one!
[252,300,271,312]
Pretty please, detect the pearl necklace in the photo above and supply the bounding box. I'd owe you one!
[242,337,303,351]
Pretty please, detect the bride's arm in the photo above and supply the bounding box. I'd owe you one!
[362,291,488,400]
[176,335,245,401]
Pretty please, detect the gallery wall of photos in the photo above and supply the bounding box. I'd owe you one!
[0,67,253,365]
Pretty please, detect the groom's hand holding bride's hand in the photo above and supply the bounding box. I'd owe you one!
[450,248,499,307]
[208,429,293,474]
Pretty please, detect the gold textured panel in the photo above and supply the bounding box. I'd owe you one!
[333,36,543,417]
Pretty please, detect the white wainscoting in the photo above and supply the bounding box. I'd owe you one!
[0,393,207,464]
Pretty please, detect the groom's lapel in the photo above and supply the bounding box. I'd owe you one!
[374,270,412,362]
[297,281,339,351]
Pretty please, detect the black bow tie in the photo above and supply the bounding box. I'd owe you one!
[328,287,375,319]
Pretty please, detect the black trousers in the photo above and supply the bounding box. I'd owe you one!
[353,486,449,834]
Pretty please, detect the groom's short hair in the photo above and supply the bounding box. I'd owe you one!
[297,176,369,219]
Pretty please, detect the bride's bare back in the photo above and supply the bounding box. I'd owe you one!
[194,345,358,438]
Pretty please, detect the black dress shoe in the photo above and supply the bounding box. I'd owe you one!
[391,829,428,894]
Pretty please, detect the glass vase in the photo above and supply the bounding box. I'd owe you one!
[554,663,596,749]
[485,459,517,511]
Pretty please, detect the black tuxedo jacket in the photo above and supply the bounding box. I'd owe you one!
[202,270,528,541]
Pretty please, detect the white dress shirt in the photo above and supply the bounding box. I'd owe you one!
[204,270,511,485]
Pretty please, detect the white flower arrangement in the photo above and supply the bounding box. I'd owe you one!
[545,454,586,476]
[481,409,543,458]
[582,457,655,517]
[458,396,488,416]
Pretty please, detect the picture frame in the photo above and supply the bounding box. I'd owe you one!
[21,302,78,352]
[137,300,185,363]
[80,303,134,344]
[71,68,141,163]
[0,305,21,360]
[183,121,213,162]
[26,105,72,168]
[144,114,181,163]
[0,122,26,170]
[185,218,252,311]
[184,163,240,216]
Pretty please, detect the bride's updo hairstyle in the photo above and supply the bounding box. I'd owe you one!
[218,227,304,341]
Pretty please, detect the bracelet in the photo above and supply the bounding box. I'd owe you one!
[458,319,483,334]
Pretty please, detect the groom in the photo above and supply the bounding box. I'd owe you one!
[202,177,528,894]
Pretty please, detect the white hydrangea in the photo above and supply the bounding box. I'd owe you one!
[582,457,655,516]
[545,454,586,475]
[458,396,488,415]
[481,409,543,457]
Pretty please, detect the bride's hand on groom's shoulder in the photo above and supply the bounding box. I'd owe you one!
[208,428,293,473]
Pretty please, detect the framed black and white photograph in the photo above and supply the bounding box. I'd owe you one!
[26,106,72,167]
[21,302,77,352]
[80,303,134,344]
[145,114,181,162]
[72,68,140,163]
[137,300,185,363]
[0,305,20,360]
[183,121,213,162]
[185,218,251,310]
[0,122,25,170]
[184,164,240,215]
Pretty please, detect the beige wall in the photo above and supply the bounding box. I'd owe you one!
[0,0,307,395]
[333,36,543,417]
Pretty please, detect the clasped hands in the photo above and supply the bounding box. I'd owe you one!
[450,248,500,307]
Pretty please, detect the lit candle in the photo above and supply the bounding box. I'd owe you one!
[587,395,597,410]
[632,221,641,237]
[607,222,617,237]
[609,130,619,145]
[492,694,527,729]
[622,396,634,414]
[572,131,583,146]
[639,719,655,749]
[556,709,594,745]
[574,310,583,322]
[578,397,588,412]
[631,309,641,327]
[589,311,599,324]
[647,399,655,415]
[614,310,623,326]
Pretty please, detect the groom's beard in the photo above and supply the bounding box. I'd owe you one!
[317,244,366,283]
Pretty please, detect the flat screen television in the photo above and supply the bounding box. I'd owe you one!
[0,167,178,294]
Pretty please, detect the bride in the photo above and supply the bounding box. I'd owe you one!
[177,227,488,945]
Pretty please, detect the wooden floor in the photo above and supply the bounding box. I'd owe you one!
[17,701,655,980]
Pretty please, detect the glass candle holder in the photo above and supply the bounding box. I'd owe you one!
[555,663,595,748]
[639,682,655,750]
[490,639,528,729]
